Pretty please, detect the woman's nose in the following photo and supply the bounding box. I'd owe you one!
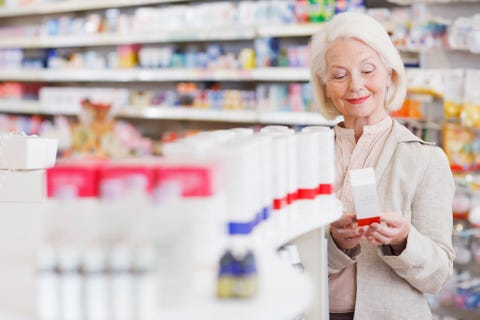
[348,73,364,91]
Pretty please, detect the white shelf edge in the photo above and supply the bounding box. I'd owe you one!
[0,68,309,82]
[0,100,44,115]
[0,0,188,17]
[264,198,343,249]
[257,23,322,38]
[251,68,310,81]
[0,100,339,126]
[257,110,337,126]
[117,107,258,123]
[0,27,254,49]
[387,0,479,5]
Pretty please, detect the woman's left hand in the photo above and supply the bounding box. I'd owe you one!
[364,212,410,248]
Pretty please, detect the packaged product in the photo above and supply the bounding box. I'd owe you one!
[442,122,474,172]
[461,70,480,129]
[443,69,464,119]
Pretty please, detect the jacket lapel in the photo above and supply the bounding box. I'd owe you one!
[374,120,425,181]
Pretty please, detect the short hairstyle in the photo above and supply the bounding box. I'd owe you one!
[309,12,407,120]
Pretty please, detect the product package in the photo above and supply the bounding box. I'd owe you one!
[349,168,380,226]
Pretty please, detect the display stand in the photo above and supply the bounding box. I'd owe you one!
[0,198,342,320]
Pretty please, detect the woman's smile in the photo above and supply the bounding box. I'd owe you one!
[346,96,369,105]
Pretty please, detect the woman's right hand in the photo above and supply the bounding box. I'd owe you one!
[330,213,365,250]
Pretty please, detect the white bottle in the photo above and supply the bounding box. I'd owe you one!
[149,182,193,307]
[36,246,60,320]
[58,246,84,320]
[83,246,110,320]
[109,244,135,320]
[134,245,158,320]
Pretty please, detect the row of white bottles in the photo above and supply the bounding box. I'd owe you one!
[38,179,190,320]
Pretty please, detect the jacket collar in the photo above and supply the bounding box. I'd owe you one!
[374,120,429,180]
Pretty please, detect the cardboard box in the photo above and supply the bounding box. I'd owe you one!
[349,168,381,226]
[0,135,58,170]
[0,170,46,203]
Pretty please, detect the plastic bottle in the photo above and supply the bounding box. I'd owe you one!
[110,244,135,320]
[83,246,110,320]
[58,246,84,320]
[36,246,60,320]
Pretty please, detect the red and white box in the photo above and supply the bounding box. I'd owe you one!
[349,168,381,227]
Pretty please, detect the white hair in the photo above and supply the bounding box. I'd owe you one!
[310,12,407,120]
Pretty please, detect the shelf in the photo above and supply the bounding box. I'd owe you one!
[257,23,322,38]
[0,100,45,115]
[0,23,322,49]
[257,111,339,126]
[0,199,342,320]
[263,198,343,249]
[0,68,309,82]
[118,107,258,123]
[0,27,257,49]
[251,68,310,82]
[0,101,339,126]
[388,0,479,6]
[0,0,188,17]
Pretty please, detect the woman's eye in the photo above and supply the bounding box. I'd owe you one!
[362,66,375,74]
[333,74,346,80]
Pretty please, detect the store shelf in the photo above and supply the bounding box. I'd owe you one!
[0,100,338,126]
[251,68,310,82]
[0,27,257,49]
[264,199,343,249]
[0,199,342,320]
[0,0,188,17]
[0,68,309,82]
[0,100,45,115]
[118,107,258,123]
[257,111,339,126]
[257,23,322,38]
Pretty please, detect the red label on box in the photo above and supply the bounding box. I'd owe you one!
[46,166,99,198]
[357,216,381,227]
[99,165,156,193]
[156,166,215,197]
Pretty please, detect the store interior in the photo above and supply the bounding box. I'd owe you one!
[0,0,479,319]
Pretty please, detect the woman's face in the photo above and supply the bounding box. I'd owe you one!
[324,38,392,124]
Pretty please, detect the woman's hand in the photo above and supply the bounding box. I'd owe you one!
[330,213,365,250]
[364,212,410,250]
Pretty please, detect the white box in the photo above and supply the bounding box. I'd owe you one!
[0,170,46,202]
[0,135,58,170]
[349,168,380,226]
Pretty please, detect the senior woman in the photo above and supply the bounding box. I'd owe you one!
[300,12,455,320]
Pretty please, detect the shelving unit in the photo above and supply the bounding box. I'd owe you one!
[0,0,188,17]
[0,67,311,83]
[0,0,331,132]
[0,198,343,320]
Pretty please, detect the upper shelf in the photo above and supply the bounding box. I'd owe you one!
[0,0,188,17]
[387,0,479,5]
[0,24,321,49]
[0,100,339,126]
[0,67,311,82]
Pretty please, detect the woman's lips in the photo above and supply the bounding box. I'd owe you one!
[346,96,369,104]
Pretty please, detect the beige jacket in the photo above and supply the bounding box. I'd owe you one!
[296,120,455,320]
